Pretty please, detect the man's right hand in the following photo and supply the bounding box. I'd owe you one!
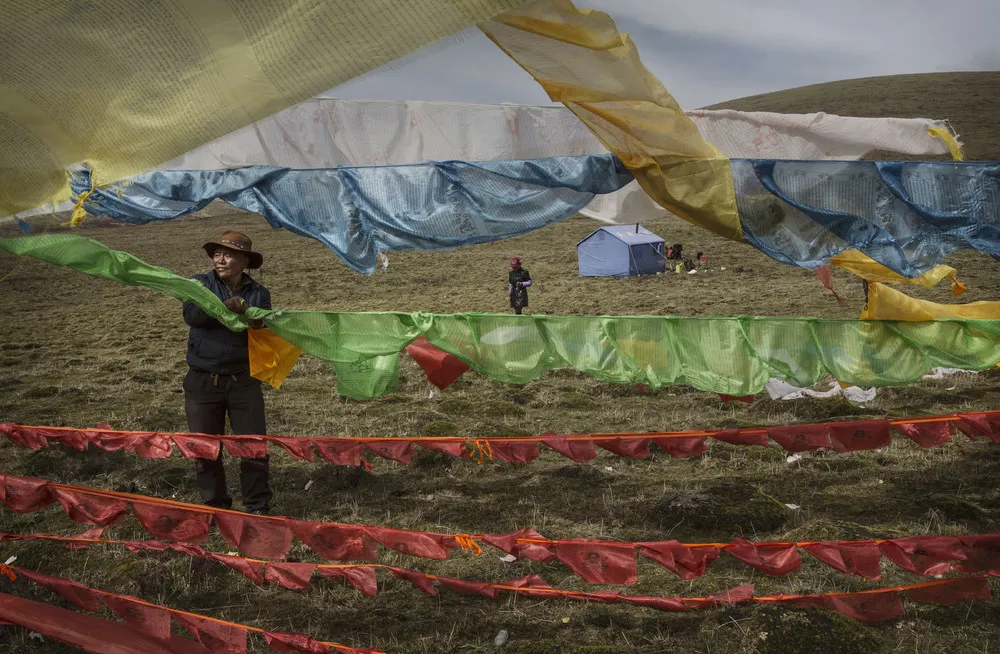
[223,296,248,315]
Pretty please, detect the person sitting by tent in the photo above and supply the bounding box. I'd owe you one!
[667,243,684,260]
[508,257,532,315]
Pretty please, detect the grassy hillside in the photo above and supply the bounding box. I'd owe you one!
[1,73,999,653]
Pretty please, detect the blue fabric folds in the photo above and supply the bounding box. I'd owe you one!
[736,159,1000,277]
[70,155,633,273]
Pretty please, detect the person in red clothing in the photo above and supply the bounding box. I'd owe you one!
[508,257,532,315]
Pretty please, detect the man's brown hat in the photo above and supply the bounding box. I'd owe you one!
[203,230,263,269]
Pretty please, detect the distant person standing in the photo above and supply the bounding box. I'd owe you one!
[182,230,272,515]
[508,256,532,315]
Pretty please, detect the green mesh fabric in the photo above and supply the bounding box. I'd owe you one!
[6,234,1000,399]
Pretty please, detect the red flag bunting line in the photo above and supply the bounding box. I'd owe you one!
[3,475,999,584]
[0,564,379,653]
[2,411,998,468]
[0,558,992,627]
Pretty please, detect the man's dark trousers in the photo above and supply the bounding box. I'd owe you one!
[183,368,271,512]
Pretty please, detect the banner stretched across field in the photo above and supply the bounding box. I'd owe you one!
[6,233,1000,399]
[4,411,998,469]
[68,155,632,274]
[4,475,1000,584]
[3,553,994,625]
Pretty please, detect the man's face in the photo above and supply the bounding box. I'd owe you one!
[213,247,247,282]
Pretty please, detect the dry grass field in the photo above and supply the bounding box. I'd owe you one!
[0,72,999,653]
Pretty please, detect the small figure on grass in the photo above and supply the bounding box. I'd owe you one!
[508,256,532,315]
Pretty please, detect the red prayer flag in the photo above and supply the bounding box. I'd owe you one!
[489,440,540,463]
[957,535,1000,574]
[84,429,132,452]
[38,427,88,451]
[131,502,212,543]
[620,595,688,612]
[542,435,597,462]
[555,541,638,585]
[290,521,377,561]
[174,612,249,653]
[502,574,554,598]
[129,432,173,458]
[312,439,366,466]
[97,591,172,640]
[264,562,316,590]
[318,566,378,596]
[652,436,708,458]
[52,488,127,526]
[264,631,331,654]
[712,429,769,447]
[0,424,47,450]
[214,513,292,559]
[594,437,651,458]
[481,528,555,562]
[388,567,437,595]
[828,420,892,452]
[270,437,315,461]
[171,435,221,459]
[0,474,54,512]
[719,394,755,404]
[908,577,991,604]
[405,336,469,390]
[956,413,994,440]
[366,527,455,559]
[65,527,106,549]
[803,542,882,580]
[20,569,101,611]
[221,437,269,459]
[767,424,831,452]
[639,541,721,580]
[418,441,469,458]
[437,576,501,598]
[894,421,953,448]
[683,584,755,609]
[879,536,965,576]
[828,591,905,622]
[566,590,620,604]
[211,554,265,584]
[367,440,417,464]
[725,539,801,575]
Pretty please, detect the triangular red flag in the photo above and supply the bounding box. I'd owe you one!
[51,487,128,526]
[38,427,88,451]
[828,420,891,452]
[221,437,268,459]
[767,424,831,452]
[214,513,292,559]
[171,435,221,460]
[437,576,501,598]
[502,574,554,598]
[620,595,688,612]
[481,528,555,562]
[210,554,265,584]
[712,429,769,447]
[97,591,172,640]
[128,432,172,458]
[418,441,468,458]
[489,440,540,463]
[957,535,1000,575]
[803,542,882,580]
[542,435,597,462]
[683,584,755,609]
[264,631,330,654]
[828,591,905,622]
[638,541,720,580]
[65,527,106,549]
[652,436,708,458]
[84,428,132,452]
[594,437,651,458]
[263,563,316,590]
[311,439,366,466]
[956,413,994,440]
[174,612,248,653]
[366,527,455,559]
[0,474,53,512]
[894,421,952,448]
[405,336,469,390]
[289,521,377,561]
[20,569,101,611]
[318,566,378,596]
[725,539,801,575]
[879,536,965,576]
[0,424,47,450]
[388,567,437,595]
[270,437,315,461]
[131,502,212,543]
[366,440,416,464]
[555,541,638,585]
[908,577,991,604]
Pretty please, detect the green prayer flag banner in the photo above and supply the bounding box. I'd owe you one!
[5,233,1000,399]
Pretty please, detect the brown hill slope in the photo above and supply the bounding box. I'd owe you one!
[706,72,1000,160]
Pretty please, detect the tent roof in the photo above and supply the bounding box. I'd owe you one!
[578,225,664,246]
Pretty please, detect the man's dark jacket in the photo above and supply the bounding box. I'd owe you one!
[183,272,271,375]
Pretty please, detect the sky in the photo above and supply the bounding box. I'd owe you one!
[331,0,1000,109]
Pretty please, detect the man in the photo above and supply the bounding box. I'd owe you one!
[508,256,532,315]
[182,230,272,514]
